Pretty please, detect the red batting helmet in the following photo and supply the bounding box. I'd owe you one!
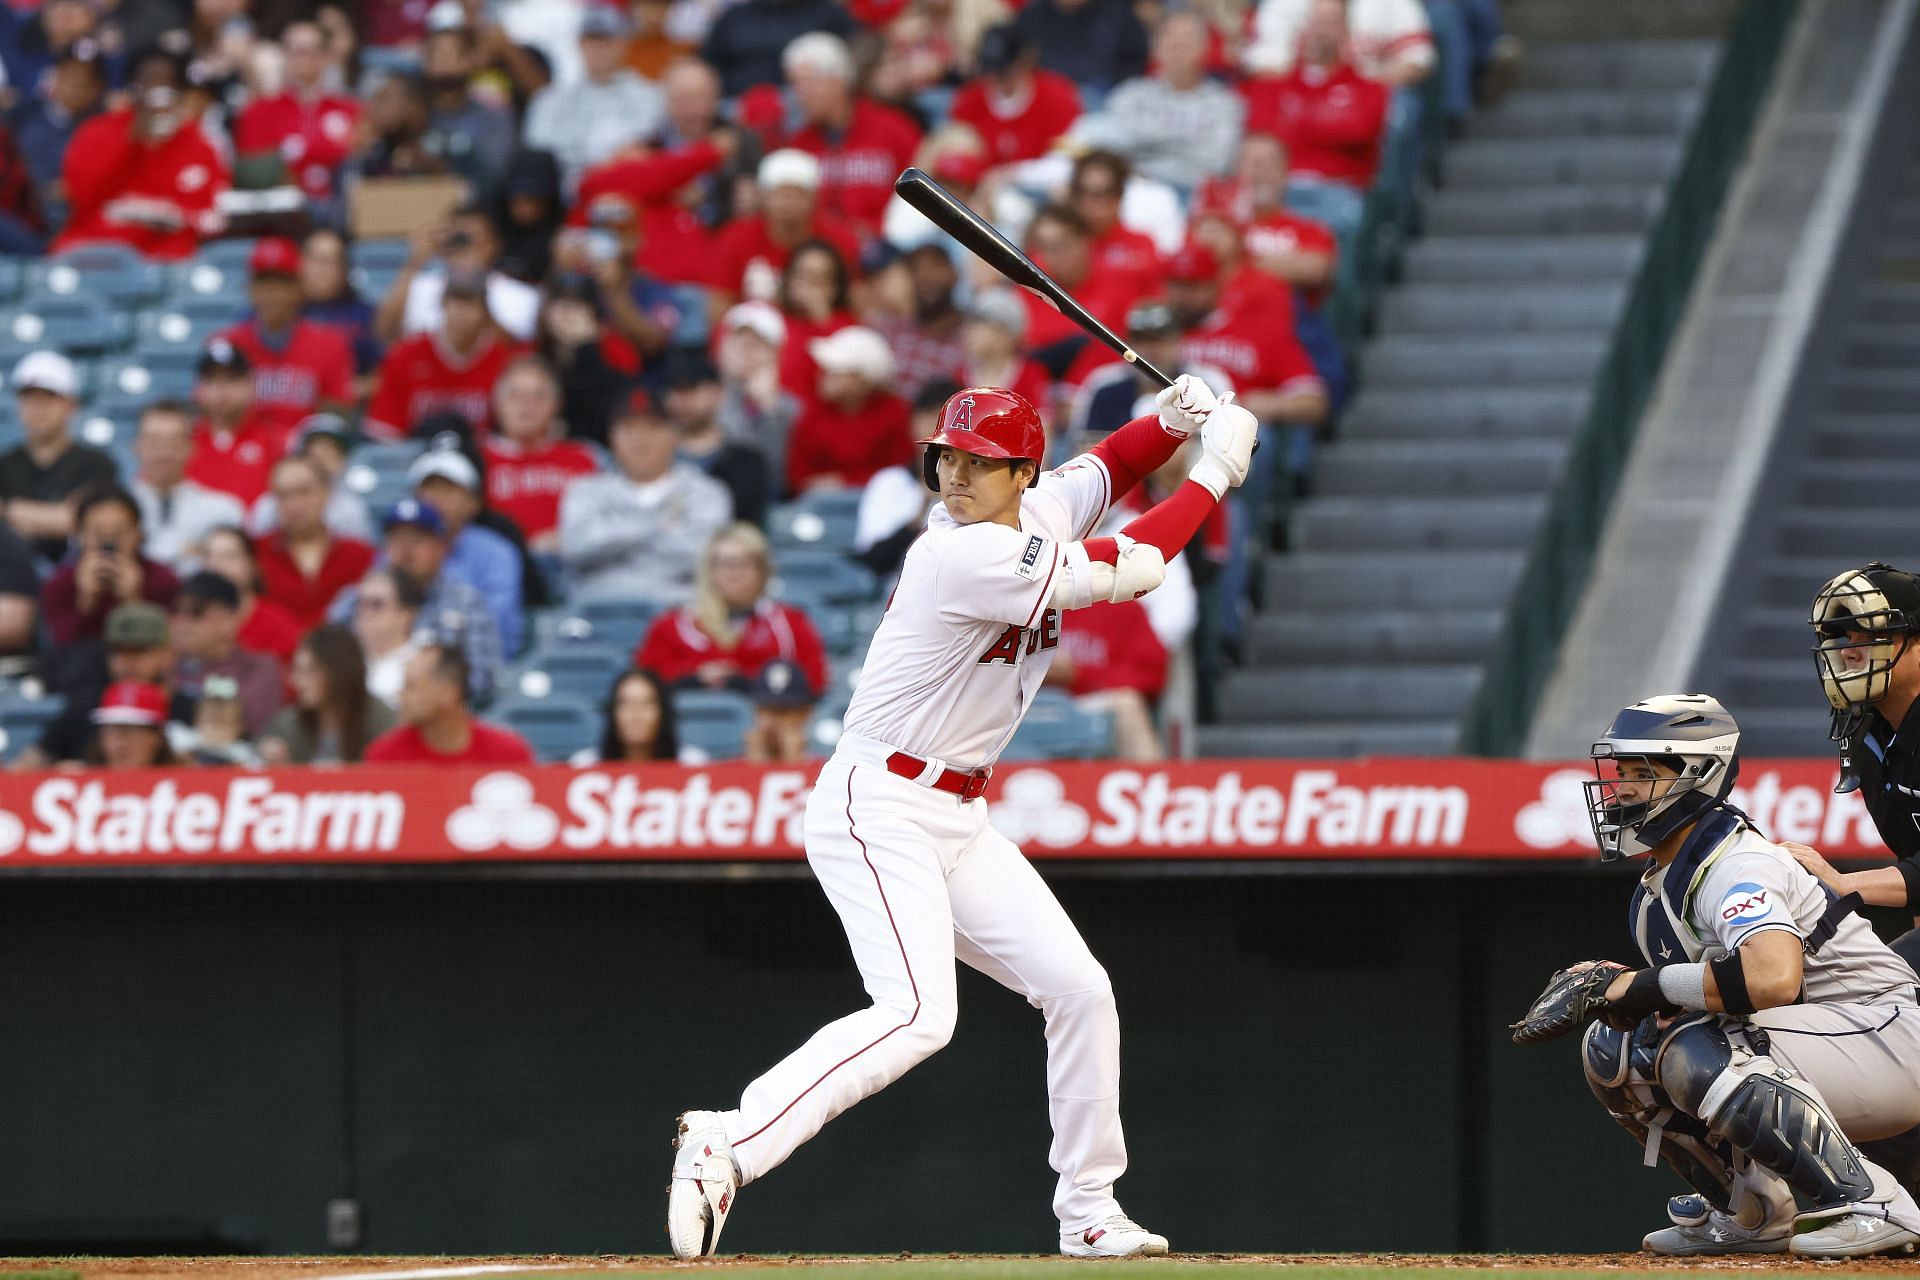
[918,387,1045,491]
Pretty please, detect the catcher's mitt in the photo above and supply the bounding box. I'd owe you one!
[1510,962,1628,1045]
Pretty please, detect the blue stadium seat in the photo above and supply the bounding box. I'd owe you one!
[666,283,712,347]
[674,689,755,761]
[93,353,198,406]
[506,641,628,704]
[170,258,249,302]
[74,411,137,452]
[350,439,426,472]
[0,298,129,354]
[0,692,64,763]
[806,692,852,755]
[27,245,168,307]
[195,238,261,275]
[768,489,863,553]
[769,550,878,604]
[0,412,21,452]
[1001,691,1114,762]
[0,258,25,302]
[138,301,242,351]
[489,695,600,763]
[819,601,882,658]
[344,441,426,514]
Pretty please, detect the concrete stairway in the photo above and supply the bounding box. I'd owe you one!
[1200,38,1720,758]
[1694,146,1920,754]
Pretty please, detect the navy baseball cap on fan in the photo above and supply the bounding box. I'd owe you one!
[753,659,816,710]
[383,497,448,537]
[663,351,720,389]
[178,570,242,612]
[198,337,251,376]
[976,23,1030,73]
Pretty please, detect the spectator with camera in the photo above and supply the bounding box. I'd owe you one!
[559,388,732,602]
[379,201,541,345]
[0,350,116,564]
[710,148,861,309]
[54,45,228,259]
[363,642,535,764]
[260,623,398,765]
[14,602,191,769]
[42,483,180,646]
[171,569,285,739]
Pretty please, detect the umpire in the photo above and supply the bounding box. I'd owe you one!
[1795,562,1920,971]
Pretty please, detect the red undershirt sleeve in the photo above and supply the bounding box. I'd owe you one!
[1081,480,1220,565]
[1083,413,1186,507]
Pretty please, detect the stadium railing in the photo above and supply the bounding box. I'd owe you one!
[1457,0,1800,755]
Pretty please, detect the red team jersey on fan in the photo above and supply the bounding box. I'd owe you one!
[786,99,922,233]
[221,319,355,433]
[636,600,830,695]
[232,92,360,198]
[364,720,536,764]
[947,71,1084,163]
[55,108,229,259]
[1180,299,1325,399]
[365,333,524,441]
[1238,64,1390,187]
[1088,224,1163,302]
[709,214,864,298]
[785,391,914,495]
[185,415,292,505]
[256,533,376,629]
[482,437,602,541]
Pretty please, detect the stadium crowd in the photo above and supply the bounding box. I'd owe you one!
[0,0,1513,769]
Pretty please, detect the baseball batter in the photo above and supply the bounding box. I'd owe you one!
[1514,694,1920,1258]
[667,376,1256,1259]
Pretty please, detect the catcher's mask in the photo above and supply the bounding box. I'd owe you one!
[1810,562,1920,748]
[1585,694,1740,861]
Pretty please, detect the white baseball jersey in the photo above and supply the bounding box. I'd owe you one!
[840,454,1113,770]
[1632,811,1915,1005]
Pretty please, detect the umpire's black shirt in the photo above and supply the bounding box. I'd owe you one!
[1848,710,1920,902]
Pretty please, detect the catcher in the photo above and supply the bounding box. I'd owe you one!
[1511,693,1920,1258]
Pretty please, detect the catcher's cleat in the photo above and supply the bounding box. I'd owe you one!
[1642,1210,1789,1256]
[1793,1184,1920,1259]
[1060,1214,1169,1258]
[667,1109,738,1260]
[1667,1194,1712,1227]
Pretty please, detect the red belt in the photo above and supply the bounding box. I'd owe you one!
[886,751,992,801]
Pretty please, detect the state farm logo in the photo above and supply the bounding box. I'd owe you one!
[1514,769,1592,850]
[446,773,561,852]
[990,770,1091,847]
[0,808,22,856]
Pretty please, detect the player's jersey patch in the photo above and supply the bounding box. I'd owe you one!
[1718,881,1775,927]
[1014,535,1045,581]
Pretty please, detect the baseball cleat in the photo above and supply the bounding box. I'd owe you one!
[1666,1193,1712,1227]
[1060,1214,1169,1258]
[667,1109,738,1260]
[1792,1186,1920,1259]
[1642,1210,1789,1256]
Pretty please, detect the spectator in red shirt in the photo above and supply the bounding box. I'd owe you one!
[710,148,863,308]
[1239,0,1390,232]
[775,237,857,397]
[1167,242,1328,429]
[233,20,359,201]
[1193,132,1338,306]
[1068,150,1163,303]
[1019,202,1144,371]
[55,47,228,260]
[481,355,601,550]
[186,339,291,508]
[779,32,921,236]
[636,521,829,696]
[785,326,913,495]
[947,23,1083,165]
[363,642,537,764]
[255,454,377,630]
[222,237,356,434]
[963,289,1053,420]
[200,525,304,665]
[42,483,181,646]
[1047,599,1168,761]
[1187,208,1293,317]
[364,269,521,441]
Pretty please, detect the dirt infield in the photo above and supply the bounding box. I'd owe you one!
[9,1255,1920,1280]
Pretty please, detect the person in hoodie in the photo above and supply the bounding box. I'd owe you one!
[492,148,563,284]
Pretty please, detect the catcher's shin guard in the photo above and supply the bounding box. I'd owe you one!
[1655,1014,1874,1216]
[1583,1020,1734,1210]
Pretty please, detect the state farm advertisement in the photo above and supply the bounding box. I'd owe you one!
[0,759,1889,869]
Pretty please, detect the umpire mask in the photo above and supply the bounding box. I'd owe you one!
[1811,563,1920,746]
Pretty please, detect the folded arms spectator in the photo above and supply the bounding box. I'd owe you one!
[0,350,116,563]
[56,45,229,259]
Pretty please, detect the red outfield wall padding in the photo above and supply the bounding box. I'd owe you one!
[0,759,1883,868]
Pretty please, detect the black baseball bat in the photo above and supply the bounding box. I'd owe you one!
[894,166,1175,389]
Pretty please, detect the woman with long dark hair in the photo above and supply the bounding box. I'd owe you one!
[577,667,689,765]
[259,623,396,764]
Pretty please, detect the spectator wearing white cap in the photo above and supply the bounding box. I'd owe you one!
[715,301,801,485]
[559,387,732,602]
[0,349,116,564]
[522,6,668,194]
[129,399,246,571]
[778,31,922,235]
[963,287,1054,420]
[784,326,912,496]
[710,148,862,309]
[407,446,525,656]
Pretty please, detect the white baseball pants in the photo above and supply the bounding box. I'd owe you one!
[717,743,1129,1231]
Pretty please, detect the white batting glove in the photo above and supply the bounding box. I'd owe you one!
[1154,373,1217,438]
[1108,533,1166,602]
[1188,400,1259,498]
